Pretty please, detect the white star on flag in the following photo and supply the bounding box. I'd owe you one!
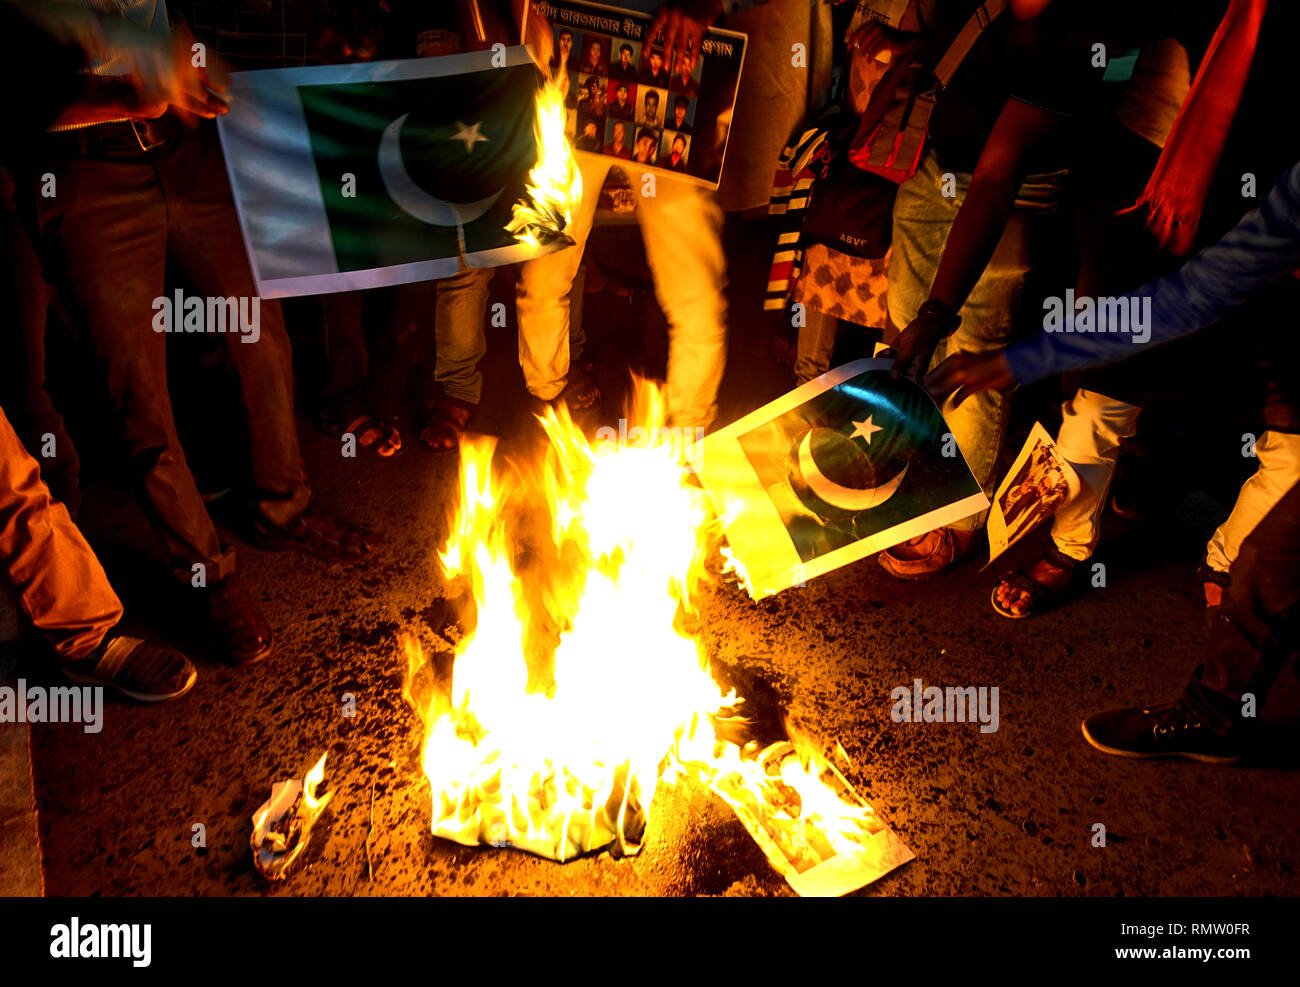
[450,120,489,153]
[851,416,883,444]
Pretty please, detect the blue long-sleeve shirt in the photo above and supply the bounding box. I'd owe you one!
[1005,159,1300,385]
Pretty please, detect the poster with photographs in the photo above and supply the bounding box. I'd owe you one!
[538,0,747,188]
[985,423,1081,566]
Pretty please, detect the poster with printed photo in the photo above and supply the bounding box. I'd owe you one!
[606,77,636,120]
[985,423,1080,567]
[630,123,660,166]
[660,131,690,172]
[604,117,633,158]
[536,0,747,189]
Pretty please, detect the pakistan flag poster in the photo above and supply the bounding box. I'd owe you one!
[217,48,558,299]
[696,360,989,598]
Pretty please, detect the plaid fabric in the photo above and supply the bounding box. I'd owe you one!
[173,0,309,70]
[763,126,827,311]
[83,0,169,74]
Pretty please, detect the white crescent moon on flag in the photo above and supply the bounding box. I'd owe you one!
[377,114,503,226]
[797,432,908,513]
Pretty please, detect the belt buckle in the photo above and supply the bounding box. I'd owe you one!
[129,118,168,152]
[129,120,151,152]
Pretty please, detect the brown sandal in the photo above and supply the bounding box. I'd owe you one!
[421,398,476,451]
[319,396,401,458]
[991,546,1076,619]
[340,413,401,457]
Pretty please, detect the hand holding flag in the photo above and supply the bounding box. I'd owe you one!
[696,360,988,598]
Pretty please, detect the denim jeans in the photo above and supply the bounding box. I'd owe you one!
[386,263,494,407]
[795,307,839,385]
[434,264,494,405]
[888,150,1066,529]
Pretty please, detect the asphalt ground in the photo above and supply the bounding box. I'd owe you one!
[14,232,1300,898]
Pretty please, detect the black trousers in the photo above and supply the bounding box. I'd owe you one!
[15,118,310,581]
[0,168,79,513]
[1187,481,1300,729]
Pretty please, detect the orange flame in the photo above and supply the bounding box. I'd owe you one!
[405,380,890,888]
[507,76,582,250]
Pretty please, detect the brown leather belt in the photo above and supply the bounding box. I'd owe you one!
[44,114,182,157]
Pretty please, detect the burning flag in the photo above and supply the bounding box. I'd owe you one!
[403,381,914,895]
[696,359,989,598]
[217,48,576,298]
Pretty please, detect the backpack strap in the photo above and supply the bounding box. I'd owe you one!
[931,0,1009,90]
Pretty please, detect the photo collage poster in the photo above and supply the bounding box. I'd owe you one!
[537,0,747,188]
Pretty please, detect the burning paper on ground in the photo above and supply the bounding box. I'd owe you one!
[707,741,913,897]
[986,423,1080,566]
[250,754,333,881]
[696,359,989,598]
[402,380,912,893]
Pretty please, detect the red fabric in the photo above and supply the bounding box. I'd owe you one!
[1123,0,1269,255]
[848,119,927,183]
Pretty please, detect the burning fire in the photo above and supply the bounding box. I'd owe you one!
[507,75,582,250]
[250,753,333,880]
[403,382,896,892]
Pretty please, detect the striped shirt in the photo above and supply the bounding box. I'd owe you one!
[51,0,170,130]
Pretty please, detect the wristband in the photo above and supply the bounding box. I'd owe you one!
[917,298,961,332]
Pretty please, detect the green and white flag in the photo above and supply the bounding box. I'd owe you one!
[217,49,557,298]
[697,360,989,598]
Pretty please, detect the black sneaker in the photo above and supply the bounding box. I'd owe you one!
[65,633,197,702]
[1082,699,1242,765]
